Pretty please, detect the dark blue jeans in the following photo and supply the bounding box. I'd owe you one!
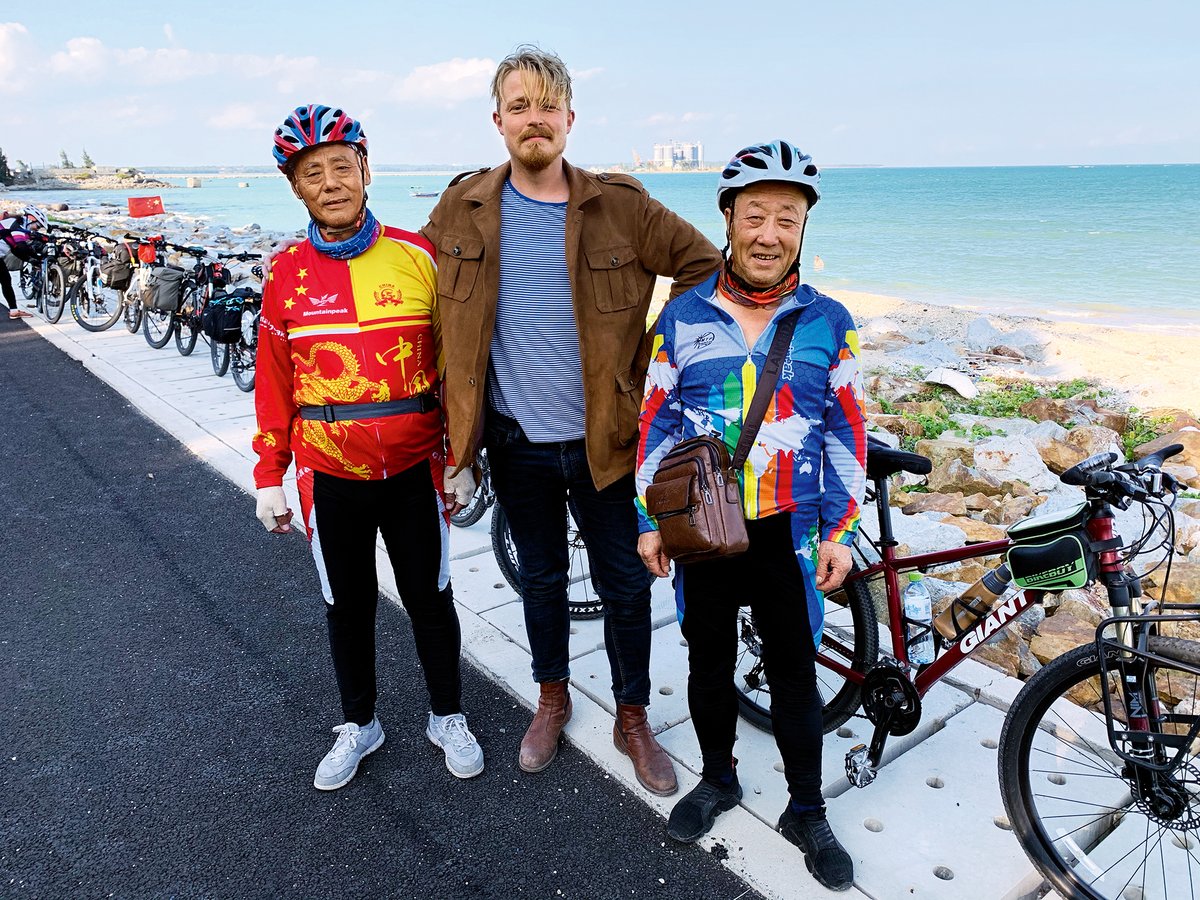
[486,411,654,706]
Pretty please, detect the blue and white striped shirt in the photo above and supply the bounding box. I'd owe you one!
[488,180,586,442]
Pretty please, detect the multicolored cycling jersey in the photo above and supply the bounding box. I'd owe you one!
[635,273,867,544]
[0,216,33,258]
[252,226,444,495]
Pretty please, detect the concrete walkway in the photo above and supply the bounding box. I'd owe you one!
[19,314,1056,900]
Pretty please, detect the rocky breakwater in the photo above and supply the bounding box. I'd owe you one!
[857,312,1200,683]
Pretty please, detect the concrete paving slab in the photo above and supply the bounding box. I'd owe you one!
[569,623,691,727]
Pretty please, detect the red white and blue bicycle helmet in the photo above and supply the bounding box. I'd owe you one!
[22,205,48,230]
[717,141,820,212]
[272,105,368,173]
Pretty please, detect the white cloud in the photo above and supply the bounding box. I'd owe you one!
[207,103,270,131]
[392,57,494,105]
[163,23,175,44]
[571,67,603,81]
[50,36,110,76]
[0,22,31,90]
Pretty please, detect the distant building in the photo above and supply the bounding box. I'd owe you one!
[650,140,704,170]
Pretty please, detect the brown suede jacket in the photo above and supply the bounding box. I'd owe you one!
[422,160,721,490]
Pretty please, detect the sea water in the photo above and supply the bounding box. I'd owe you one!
[9,164,1198,325]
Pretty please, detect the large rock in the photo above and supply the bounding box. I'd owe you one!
[973,435,1060,493]
[893,400,950,419]
[890,512,973,557]
[914,437,975,469]
[926,459,1005,496]
[1053,585,1109,628]
[924,367,978,400]
[902,491,968,516]
[1035,438,1088,475]
[984,494,1048,526]
[1136,430,1200,471]
[965,318,1051,361]
[938,515,1007,543]
[1141,560,1200,604]
[1065,425,1124,461]
[887,341,963,370]
[863,374,925,404]
[1020,397,1074,425]
[1180,500,1200,519]
[1030,613,1097,665]
[1164,464,1200,490]
[1142,408,1200,434]
[974,629,1043,679]
[963,492,998,512]
[869,413,924,439]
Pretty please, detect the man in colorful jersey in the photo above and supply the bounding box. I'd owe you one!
[0,205,45,319]
[422,46,720,796]
[635,141,866,891]
[253,105,483,790]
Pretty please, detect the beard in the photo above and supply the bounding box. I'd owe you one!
[514,128,559,172]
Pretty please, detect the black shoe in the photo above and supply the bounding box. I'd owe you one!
[777,806,854,892]
[666,777,742,843]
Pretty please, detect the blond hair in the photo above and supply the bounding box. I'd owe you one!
[490,45,572,112]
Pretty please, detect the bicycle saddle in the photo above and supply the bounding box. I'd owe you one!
[866,435,933,481]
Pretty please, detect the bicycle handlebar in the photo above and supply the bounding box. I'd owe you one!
[1060,444,1184,503]
[218,251,263,261]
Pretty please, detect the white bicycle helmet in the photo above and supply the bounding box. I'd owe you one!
[717,141,820,212]
[23,205,48,230]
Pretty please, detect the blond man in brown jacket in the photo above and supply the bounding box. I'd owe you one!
[422,46,719,795]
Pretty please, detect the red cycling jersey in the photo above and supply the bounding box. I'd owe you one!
[252,226,444,497]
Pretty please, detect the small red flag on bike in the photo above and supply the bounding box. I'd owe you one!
[127,196,164,217]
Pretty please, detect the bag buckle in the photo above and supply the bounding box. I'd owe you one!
[322,405,336,423]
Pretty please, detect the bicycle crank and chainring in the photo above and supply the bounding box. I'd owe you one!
[861,662,922,737]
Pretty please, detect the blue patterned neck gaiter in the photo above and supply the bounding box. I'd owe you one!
[308,207,381,260]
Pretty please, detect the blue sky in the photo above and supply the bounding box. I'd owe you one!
[3,1,1197,169]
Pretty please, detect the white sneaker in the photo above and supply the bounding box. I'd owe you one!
[426,712,484,779]
[313,717,385,791]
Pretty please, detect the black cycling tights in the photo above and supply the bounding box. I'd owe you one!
[680,513,825,809]
[0,264,15,311]
[310,462,463,726]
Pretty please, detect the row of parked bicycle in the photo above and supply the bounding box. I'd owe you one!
[11,224,265,391]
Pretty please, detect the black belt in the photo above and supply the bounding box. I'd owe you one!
[298,394,438,423]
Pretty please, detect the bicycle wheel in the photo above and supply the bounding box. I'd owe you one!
[450,488,490,527]
[735,560,879,734]
[174,286,200,356]
[230,342,256,392]
[210,337,230,377]
[999,637,1200,900]
[490,503,605,620]
[43,264,67,323]
[71,269,124,332]
[19,263,35,301]
[143,306,175,349]
[123,290,143,334]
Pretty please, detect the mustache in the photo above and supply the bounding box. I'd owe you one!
[520,127,553,141]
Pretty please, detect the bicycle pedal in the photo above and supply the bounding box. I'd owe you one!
[845,743,877,789]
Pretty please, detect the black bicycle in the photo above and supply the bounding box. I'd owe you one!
[491,496,605,620]
[450,449,496,528]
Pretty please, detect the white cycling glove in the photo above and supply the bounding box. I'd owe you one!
[443,466,477,508]
[255,485,293,533]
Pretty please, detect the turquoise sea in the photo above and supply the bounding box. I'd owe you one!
[8,164,1199,326]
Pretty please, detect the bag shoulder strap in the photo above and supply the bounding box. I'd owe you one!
[731,310,800,470]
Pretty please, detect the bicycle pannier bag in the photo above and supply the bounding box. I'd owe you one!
[147,265,186,312]
[99,241,134,291]
[645,436,748,564]
[202,289,253,343]
[1005,501,1097,591]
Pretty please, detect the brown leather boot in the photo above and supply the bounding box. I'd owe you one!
[614,703,678,796]
[519,680,572,773]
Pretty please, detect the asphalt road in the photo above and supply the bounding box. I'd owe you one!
[0,324,760,900]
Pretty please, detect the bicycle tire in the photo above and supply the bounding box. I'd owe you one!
[998,637,1200,900]
[123,292,143,334]
[490,503,605,620]
[449,489,490,527]
[210,338,230,377]
[71,269,124,332]
[43,264,67,323]
[143,306,175,349]
[231,345,256,392]
[735,560,879,734]
[19,263,35,301]
[174,286,200,356]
